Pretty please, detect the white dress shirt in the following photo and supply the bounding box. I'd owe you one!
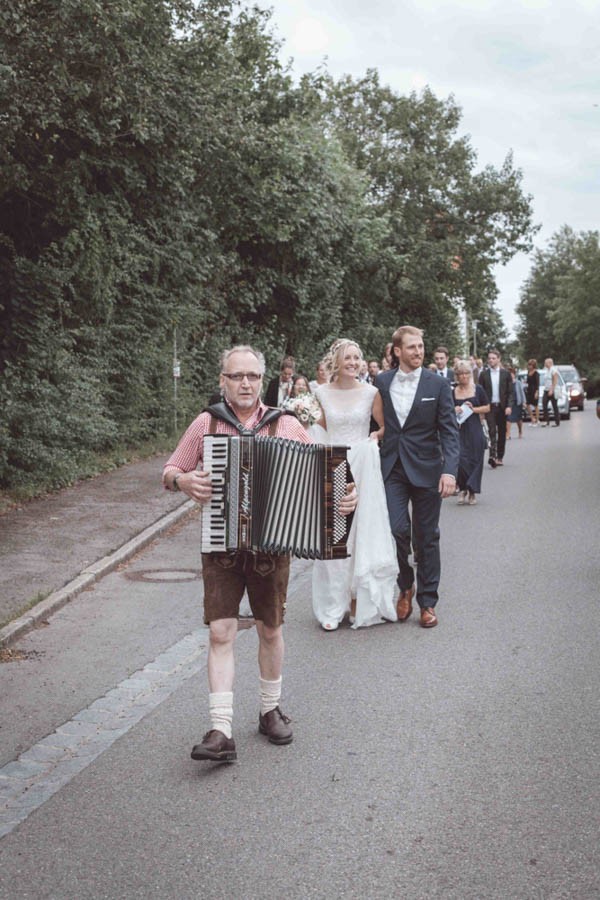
[277,381,291,407]
[489,367,501,403]
[389,367,422,427]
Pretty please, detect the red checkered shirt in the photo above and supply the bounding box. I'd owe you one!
[163,402,311,477]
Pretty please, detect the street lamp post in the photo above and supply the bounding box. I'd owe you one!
[173,327,181,435]
[471,320,479,358]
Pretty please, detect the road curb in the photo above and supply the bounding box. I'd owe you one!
[0,500,197,650]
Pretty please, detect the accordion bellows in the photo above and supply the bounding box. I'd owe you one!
[202,435,353,559]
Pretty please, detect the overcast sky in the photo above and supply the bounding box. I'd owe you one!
[263,0,599,335]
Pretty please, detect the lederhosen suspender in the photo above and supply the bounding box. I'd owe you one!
[206,401,286,437]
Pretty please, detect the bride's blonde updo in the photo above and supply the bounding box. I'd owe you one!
[324,338,363,382]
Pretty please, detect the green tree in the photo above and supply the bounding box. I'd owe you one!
[0,1,540,495]
[552,231,600,386]
[315,70,537,354]
[0,0,222,486]
[517,226,600,389]
[516,226,580,362]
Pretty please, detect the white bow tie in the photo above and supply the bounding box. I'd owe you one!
[397,371,417,384]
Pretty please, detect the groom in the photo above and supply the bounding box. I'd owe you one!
[375,325,460,628]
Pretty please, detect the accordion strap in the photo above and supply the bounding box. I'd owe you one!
[206,402,285,437]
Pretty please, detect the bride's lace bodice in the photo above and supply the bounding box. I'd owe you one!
[315,383,377,445]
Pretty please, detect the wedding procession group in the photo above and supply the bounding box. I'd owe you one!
[162,326,487,763]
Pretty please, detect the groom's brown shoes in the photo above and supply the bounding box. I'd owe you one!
[396,585,415,621]
[420,607,438,628]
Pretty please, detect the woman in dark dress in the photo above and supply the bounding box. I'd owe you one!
[453,361,490,505]
[525,358,540,426]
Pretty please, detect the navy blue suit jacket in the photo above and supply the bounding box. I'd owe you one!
[375,368,460,487]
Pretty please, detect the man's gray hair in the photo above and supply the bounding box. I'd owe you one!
[220,345,266,375]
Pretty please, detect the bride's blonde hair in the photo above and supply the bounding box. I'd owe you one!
[324,338,363,382]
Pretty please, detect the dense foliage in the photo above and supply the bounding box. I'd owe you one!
[0,0,536,493]
[516,226,600,392]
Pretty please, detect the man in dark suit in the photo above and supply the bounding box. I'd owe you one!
[366,359,381,384]
[433,346,455,384]
[264,356,295,407]
[478,348,514,467]
[375,326,460,629]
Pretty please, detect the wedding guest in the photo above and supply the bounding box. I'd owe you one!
[264,356,295,407]
[291,374,311,397]
[453,361,490,505]
[506,367,526,439]
[309,360,328,394]
[367,360,381,384]
[381,342,394,371]
[284,376,322,430]
[433,346,455,384]
[358,360,370,382]
[540,357,560,427]
[525,359,540,426]
[469,355,482,382]
[478,348,514,467]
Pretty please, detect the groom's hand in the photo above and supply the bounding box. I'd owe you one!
[439,474,456,499]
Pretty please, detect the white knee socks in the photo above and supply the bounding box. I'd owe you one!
[209,691,233,738]
[259,676,282,715]
[209,680,282,735]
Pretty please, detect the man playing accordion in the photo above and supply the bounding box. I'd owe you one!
[163,345,357,763]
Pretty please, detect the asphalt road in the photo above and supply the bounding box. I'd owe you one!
[1,407,599,899]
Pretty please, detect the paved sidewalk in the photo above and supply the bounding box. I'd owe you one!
[0,456,194,645]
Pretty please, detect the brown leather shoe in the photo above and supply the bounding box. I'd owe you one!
[396,584,415,621]
[259,706,293,745]
[420,607,438,628]
[191,730,237,762]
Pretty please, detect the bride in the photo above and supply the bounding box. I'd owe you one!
[311,339,398,630]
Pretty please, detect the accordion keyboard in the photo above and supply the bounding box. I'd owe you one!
[201,435,229,552]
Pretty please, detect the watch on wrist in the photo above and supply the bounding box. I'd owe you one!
[173,474,182,492]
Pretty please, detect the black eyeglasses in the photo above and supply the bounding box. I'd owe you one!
[221,372,263,382]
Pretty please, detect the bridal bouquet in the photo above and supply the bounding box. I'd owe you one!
[283,393,323,426]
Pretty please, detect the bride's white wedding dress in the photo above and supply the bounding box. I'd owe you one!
[311,383,398,629]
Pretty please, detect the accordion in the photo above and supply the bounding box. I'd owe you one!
[201,435,353,559]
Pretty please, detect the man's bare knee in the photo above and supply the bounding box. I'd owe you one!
[256,622,282,645]
[209,618,238,648]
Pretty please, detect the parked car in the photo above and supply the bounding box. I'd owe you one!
[517,368,571,421]
[555,365,586,411]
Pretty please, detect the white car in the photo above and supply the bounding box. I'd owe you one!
[555,365,586,411]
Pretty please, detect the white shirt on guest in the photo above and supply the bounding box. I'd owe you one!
[542,365,558,391]
[277,381,291,406]
[489,367,501,403]
[389,367,422,427]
